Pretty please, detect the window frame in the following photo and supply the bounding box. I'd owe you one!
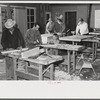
[45,11,51,24]
[26,7,36,29]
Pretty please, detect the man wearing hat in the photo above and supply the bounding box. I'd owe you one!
[1,19,25,80]
[54,14,65,37]
[1,19,25,50]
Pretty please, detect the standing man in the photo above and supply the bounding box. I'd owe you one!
[76,18,89,35]
[1,19,25,80]
[25,23,42,49]
[45,18,55,34]
[1,19,25,50]
[54,14,65,37]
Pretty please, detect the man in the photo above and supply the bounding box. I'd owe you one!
[1,19,25,50]
[25,23,42,49]
[1,19,25,80]
[54,14,65,37]
[45,18,55,34]
[76,18,89,35]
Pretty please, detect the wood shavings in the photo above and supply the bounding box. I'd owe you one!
[54,70,81,80]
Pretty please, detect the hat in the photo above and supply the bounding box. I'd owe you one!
[4,19,16,29]
[57,14,63,20]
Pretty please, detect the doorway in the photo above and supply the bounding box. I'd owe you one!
[65,11,76,31]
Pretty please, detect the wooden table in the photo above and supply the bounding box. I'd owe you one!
[59,35,94,44]
[59,35,98,60]
[89,32,100,36]
[40,44,85,74]
[3,52,63,80]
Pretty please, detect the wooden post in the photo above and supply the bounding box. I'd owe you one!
[92,42,95,60]
[73,50,76,72]
[67,50,71,74]
[7,4,12,19]
[39,64,43,80]
[94,42,97,59]
[50,64,54,80]
[5,56,14,80]
[13,58,17,80]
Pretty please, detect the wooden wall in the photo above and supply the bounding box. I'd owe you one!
[9,3,52,34]
[51,4,89,28]
[51,4,100,30]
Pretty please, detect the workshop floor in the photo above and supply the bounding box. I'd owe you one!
[0,53,100,81]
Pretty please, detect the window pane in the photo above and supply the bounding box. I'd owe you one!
[27,8,35,30]
[31,23,34,28]
[31,16,34,22]
[27,9,29,15]
[47,14,50,20]
[27,16,30,22]
[31,9,34,15]
[27,23,30,29]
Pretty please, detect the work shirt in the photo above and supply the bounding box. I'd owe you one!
[1,28,25,50]
[45,21,55,34]
[76,21,89,35]
[25,28,42,49]
[54,22,65,34]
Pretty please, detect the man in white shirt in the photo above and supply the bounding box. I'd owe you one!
[76,18,89,35]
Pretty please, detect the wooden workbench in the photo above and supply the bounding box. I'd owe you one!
[89,32,100,36]
[59,35,98,60]
[4,52,63,80]
[40,44,85,74]
[59,35,94,43]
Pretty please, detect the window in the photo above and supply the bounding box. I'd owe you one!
[45,12,51,24]
[26,7,36,29]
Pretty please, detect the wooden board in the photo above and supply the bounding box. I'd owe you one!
[16,70,39,80]
[59,35,94,42]
[21,47,40,58]
[41,44,85,51]
[89,32,100,35]
[21,55,63,65]
[82,38,100,43]
[41,34,53,44]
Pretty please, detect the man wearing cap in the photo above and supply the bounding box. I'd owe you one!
[1,19,25,80]
[1,19,25,50]
[76,18,89,35]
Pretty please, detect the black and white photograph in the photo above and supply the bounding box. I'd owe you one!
[0,0,100,99]
[0,1,100,81]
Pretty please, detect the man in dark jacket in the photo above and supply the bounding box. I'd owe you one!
[1,19,25,50]
[1,19,25,80]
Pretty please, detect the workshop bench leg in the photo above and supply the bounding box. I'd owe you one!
[50,64,54,80]
[39,64,43,80]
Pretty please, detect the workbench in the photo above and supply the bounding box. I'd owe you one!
[89,32,100,36]
[40,44,85,74]
[2,48,63,80]
[59,35,98,60]
[59,35,93,44]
